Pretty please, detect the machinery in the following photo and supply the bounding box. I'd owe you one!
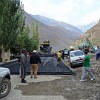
[78,38,95,53]
[39,40,52,54]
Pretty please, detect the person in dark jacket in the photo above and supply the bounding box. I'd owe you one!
[19,49,28,83]
[30,50,41,79]
[96,46,100,60]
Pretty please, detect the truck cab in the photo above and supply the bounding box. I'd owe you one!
[40,40,52,53]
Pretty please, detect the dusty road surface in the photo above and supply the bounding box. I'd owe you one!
[1,54,100,100]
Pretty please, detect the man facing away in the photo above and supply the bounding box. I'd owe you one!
[19,49,28,83]
[57,51,62,66]
[30,50,41,79]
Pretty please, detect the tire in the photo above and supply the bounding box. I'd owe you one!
[0,78,11,98]
[70,63,74,68]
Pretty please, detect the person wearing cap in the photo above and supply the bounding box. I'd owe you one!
[30,50,41,79]
[68,46,75,56]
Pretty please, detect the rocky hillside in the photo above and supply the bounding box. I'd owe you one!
[75,20,100,47]
[25,12,82,51]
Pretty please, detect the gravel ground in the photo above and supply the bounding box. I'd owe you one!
[1,54,100,100]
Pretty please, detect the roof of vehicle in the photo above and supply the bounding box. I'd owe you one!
[69,50,85,60]
[70,50,83,53]
[70,46,74,49]
[0,67,9,71]
[40,43,50,45]
[39,40,50,45]
[0,67,10,76]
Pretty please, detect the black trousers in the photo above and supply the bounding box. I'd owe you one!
[20,65,26,79]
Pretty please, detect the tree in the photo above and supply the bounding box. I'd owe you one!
[31,21,39,50]
[0,0,39,62]
[16,23,39,53]
[0,0,25,48]
[16,27,34,52]
[17,22,39,52]
[0,0,25,62]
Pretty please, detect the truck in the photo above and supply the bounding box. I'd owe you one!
[39,40,52,54]
[0,67,11,98]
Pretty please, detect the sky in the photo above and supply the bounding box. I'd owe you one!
[21,0,100,26]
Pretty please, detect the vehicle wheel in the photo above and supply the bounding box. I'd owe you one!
[0,78,11,98]
[70,63,74,68]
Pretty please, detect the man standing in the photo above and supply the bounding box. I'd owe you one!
[19,49,27,83]
[57,51,62,66]
[30,50,41,79]
[96,46,100,60]
[80,51,95,81]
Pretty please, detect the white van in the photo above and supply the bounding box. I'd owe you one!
[68,50,85,68]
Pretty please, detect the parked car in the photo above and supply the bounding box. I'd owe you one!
[68,50,85,68]
[0,67,11,98]
[64,49,69,57]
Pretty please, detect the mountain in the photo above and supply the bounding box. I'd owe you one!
[24,12,82,51]
[77,21,98,33]
[75,20,100,46]
[32,15,83,34]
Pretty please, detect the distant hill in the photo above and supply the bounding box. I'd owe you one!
[24,12,82,51]
[75,20,100,47]
[77,21,98,33]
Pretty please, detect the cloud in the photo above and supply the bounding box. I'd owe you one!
[79,9,100,25]
[21,0,100,25]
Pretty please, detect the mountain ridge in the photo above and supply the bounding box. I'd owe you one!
[31,14,83,34]
[24,12,82,51]
[75,20,100,46]
[77,21,98,33]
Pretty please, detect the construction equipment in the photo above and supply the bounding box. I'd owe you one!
[78,38,95,53]
[39,40,52,54]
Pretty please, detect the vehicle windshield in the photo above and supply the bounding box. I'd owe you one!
[64,50,68,54]
[70,51,84,57]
